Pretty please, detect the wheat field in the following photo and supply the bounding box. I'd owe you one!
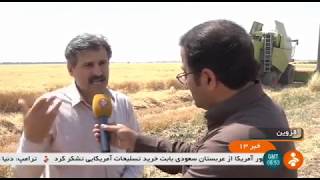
[0,63,319,178]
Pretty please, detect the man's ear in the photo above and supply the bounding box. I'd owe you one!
[67,64,73,76]
[201,68,217,89]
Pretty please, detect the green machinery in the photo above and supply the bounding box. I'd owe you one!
[250,20,299,86]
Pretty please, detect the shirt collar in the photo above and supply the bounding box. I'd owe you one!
[205,80,265,130]
[66,82,115,107]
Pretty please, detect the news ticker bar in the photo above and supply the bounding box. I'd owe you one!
[0,153,264,166]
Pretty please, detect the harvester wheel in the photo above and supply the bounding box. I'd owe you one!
[261,71,280,87]
[279,64,295,85]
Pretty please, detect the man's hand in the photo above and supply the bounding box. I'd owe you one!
[18,98,31,116]
[18,96,62,143]
[92,124,138,152]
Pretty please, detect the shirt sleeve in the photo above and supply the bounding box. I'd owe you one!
[120,99,144,178]
[135,135,193,153]
[13,132,51,178]
[134,134,193,175]
[13,94,58,178]
[182,124,269,178]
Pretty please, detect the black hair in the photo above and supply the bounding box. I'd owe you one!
[65,33,112,67]
[180,19,259,89]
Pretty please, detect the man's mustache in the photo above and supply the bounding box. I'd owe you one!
[89,76,106,84]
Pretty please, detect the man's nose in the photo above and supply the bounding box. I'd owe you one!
[93,64,104,76]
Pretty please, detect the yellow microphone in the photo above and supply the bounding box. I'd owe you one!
[92,94,112,152]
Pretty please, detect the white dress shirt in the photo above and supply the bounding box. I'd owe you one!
[14,82,143,178]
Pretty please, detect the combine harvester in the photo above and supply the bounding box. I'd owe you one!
[250,20,315,86]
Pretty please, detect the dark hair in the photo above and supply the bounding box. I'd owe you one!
[179,19,259,90]
[65,33,112,67]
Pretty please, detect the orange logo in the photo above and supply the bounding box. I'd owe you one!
[99,98,108,108]
[283,150,304,170]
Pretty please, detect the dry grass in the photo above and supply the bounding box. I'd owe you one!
[0,63,181,92]
[139,106,202,133]
[0,113,22,178]
[143,166,182,178]
[111,81,143,93]
[111,79,184,94]
[266,85,319,110]
[0,85,319,178]
[0,113,22,151]
[0,63,319,177]
[252,84,320,178]
[0,91,41,113]
[129,89,192,114]
[0,79,184,113]
[0,64,72,92]
[308,71,320,92]
[0,62,313,92]
[285,102,320,178]
[0,166,13,178]
[0,63,183,112]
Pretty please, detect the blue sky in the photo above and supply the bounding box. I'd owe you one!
[0,2,319,63]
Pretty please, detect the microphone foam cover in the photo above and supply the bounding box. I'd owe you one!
[92,94,112,118]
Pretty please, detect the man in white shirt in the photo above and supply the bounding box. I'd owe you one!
[14,33,143,178]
